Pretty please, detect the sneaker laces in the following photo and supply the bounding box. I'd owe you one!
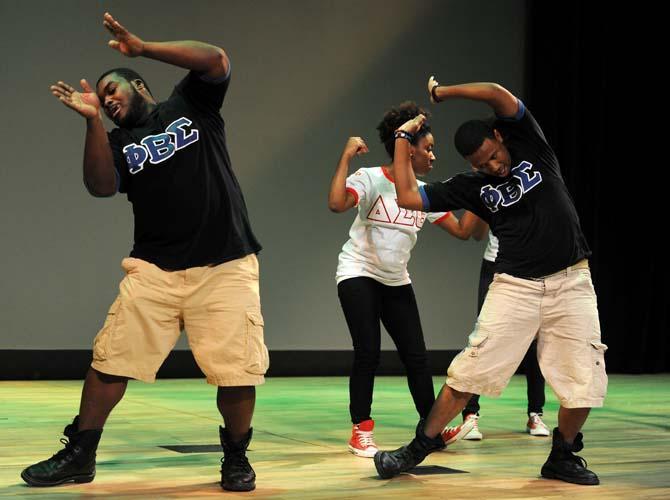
[469,415,480,431]
[355,429,376,448]
[443,421,466,438]
[530,414,545,427]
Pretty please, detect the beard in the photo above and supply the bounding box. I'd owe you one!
[117,88,149,128]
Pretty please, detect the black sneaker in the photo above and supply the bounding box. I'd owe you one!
[21,416,102,487]
[374,419,445,479]
[541,427,599,485]
[220,427,256,492]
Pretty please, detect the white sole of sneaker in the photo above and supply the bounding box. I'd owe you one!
[348,445,377,458]
[463,433,483,441]
[527,428,550,436]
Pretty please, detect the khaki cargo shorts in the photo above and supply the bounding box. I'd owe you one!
[91,254,269,386]
[447,261,607,408]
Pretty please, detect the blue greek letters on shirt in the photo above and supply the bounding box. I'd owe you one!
[122,117,199,174]
[480,161,542,212]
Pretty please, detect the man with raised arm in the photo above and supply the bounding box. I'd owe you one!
[374,77,606,486]
[22,13,267,492]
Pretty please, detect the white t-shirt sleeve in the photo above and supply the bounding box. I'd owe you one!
[426,210,451,224]
[345,169,371,207]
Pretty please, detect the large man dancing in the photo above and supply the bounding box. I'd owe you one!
[22,13,267,492]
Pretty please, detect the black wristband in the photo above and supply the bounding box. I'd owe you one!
[394,130,414,142]
[431,84,441,103]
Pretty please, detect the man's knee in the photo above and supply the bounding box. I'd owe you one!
[442,383,472,401]
[89,368,129,384]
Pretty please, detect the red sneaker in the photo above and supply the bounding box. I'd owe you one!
[348,419,378,458]
[441,415,477,445]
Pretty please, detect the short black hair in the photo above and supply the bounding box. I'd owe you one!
[454,120,495,157]
[377,101,431,158]
[96,68,153,97]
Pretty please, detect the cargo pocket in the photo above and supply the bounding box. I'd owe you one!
[466,331,489,358]
[590,341,608,397]
[447,331,490,386]
[92,297,122,361]
[245,312,269,375]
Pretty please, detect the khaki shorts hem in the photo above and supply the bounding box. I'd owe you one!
[446,378,504,398]
[206,373,266,387]
[558,398,605,409]
[90,361,156,384]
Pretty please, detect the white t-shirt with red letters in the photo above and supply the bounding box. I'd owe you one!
[336,166,449,286]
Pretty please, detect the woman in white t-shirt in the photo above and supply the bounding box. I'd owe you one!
[328,102,480,458]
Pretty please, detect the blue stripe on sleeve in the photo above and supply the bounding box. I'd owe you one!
[419,185,430,211]
[199,62,232,84]
[497,98,526,121]
[514,99,526,120]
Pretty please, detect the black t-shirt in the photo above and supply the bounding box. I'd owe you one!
[109,70,262,270]
[422,101,590,279]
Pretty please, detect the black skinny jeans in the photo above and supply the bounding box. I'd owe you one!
[338,277,435,424]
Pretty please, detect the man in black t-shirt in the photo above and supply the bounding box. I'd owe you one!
[22,13,266,492]
[374,78,607,486]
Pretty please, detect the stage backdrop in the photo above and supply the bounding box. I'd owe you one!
[1,0,527,376]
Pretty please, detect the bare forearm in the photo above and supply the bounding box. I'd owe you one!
[141,41,228,79]
[439,215,469,240]
[328,153,354,212]
[393,139,423,210]
[83,116,117,197]
[439,211,487,240]
[434,82,518,117]
[472,219,489,241]
[461,211,487,241]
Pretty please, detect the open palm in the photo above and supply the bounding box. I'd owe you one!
[103,12,144,57]
[50,80,100,119]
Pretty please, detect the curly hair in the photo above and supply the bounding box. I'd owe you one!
[376,101,431,158]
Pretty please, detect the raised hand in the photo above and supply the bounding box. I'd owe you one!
[342,137,369,159]
[103,12,144,57]
[427,75,441,104]
[50,79,101,119]
[397,114,427,135]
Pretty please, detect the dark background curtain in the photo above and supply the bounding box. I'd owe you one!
[526,2,667,372]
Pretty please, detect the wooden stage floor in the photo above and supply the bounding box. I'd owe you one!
[1,374,668,499]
